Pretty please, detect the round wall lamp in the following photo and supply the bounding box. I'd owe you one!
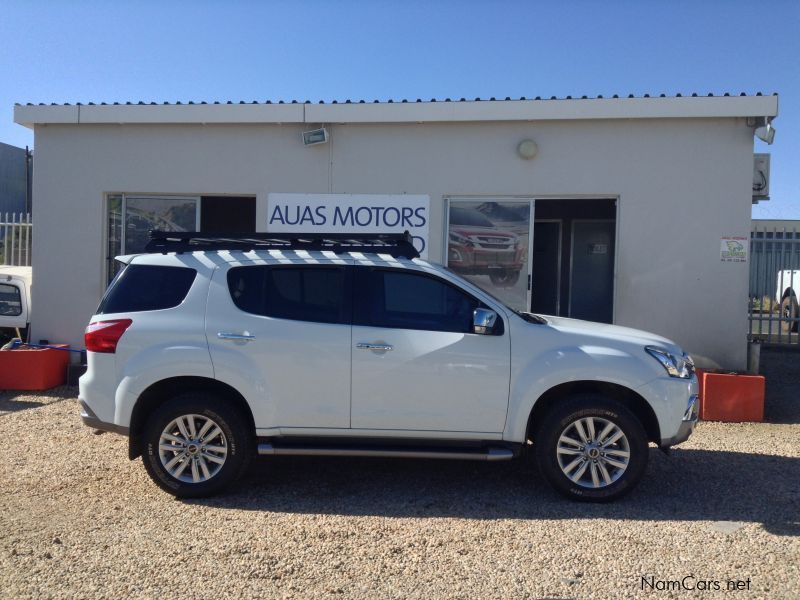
[517,139,538,160]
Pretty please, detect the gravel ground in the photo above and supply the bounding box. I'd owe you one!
[0,387,798,599]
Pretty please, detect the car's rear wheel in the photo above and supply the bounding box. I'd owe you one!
[534,395,648,502]
[142,393,253,498]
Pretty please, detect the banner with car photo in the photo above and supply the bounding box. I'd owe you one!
[446,200,531,310]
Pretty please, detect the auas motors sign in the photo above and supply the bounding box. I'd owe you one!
[267,193,430,257]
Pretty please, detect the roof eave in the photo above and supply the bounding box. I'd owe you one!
[13,95,779,128]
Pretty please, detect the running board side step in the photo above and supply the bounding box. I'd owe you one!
[257,443,514,461]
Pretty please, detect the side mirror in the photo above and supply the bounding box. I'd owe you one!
[473,308,498,335]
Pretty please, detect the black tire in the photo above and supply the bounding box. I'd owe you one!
[142,392,253,498]
[534,394,648,502]
[779,294,798,334]
[489,269,521,287]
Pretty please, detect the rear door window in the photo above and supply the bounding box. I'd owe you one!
[98,265,197,314]
[227,265,350,325]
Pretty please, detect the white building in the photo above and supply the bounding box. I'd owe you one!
[14,93,779,369]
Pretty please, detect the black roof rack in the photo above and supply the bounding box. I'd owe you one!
[145,230,421,259]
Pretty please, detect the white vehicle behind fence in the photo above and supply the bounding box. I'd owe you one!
[776,270,799,333]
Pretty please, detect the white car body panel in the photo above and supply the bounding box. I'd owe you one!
[504,315,697,443]
[776,270,800,299]
[351,324,510,432]
[206,261,352,429]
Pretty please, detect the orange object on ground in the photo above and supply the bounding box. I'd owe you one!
[696,368,765,422]
[0,345,70,390]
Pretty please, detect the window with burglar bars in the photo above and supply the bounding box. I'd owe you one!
[749,226,800,345]
[0,212,31,266]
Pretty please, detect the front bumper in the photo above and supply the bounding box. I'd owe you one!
[659,393,698,448]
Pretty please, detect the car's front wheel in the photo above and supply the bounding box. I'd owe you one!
[142,393,253,498]
[534,395,648,502]
[489,269,521,287]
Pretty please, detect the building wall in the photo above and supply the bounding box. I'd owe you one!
[31,117,754,368]
[0,142,28,215]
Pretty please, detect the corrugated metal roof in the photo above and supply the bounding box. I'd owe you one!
[13,91,779,106]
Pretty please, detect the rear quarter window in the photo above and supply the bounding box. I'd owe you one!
[97,264,197,314]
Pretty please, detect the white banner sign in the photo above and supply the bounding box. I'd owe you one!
[267,193,430,257]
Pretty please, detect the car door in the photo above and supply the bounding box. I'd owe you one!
[350,266,511,433]
[206,260,352,429]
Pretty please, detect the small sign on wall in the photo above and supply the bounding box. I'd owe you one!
[720,236,748,262]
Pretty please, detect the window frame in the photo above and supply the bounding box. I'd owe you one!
[105,193,201,285]
[226,263,353,326]
[353,266,503,335]
[0,282,23,317]
[96,264,198,315]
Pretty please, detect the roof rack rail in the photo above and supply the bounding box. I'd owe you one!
[144,230,421,259]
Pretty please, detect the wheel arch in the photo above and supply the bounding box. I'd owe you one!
[781,287,797,300]
[525,381,661,444]
[128,376,255,460]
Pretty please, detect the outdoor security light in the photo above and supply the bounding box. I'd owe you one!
[302,128,329,146]
[755,123,775,145]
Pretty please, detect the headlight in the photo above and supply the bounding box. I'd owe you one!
[645,346,694,379]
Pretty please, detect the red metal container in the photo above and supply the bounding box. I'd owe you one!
[696,368,765,422]
[0,345,70,391]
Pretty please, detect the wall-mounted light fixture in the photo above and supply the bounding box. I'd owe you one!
[755,123,775,145]
[517,139,538,159]
[302,127,329,146]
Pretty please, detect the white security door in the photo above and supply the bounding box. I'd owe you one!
[350,267,510,433]
[206,262,352,429]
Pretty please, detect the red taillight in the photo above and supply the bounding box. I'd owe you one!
[85,319,133,353]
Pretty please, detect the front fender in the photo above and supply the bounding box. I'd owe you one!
[505,344,658,442]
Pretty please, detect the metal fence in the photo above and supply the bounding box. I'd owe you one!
[749,226,800,345]
[0,212,31,266]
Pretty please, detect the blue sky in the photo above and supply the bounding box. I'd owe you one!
[1,0,797,218]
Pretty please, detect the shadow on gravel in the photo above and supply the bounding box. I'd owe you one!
[191,448,799,537]
[760,346,800,424]
[0,388,75,416]
[0,397,46,413]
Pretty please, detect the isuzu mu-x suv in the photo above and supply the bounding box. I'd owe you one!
[79,232,698,502]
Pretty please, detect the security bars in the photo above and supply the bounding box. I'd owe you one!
[749,225,800,345]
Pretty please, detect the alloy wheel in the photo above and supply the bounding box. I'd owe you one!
[556,416,630,488]
[158,414,228,484]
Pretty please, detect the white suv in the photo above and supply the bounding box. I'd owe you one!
[79,232,698,502]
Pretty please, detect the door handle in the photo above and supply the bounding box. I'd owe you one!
[217,332,256,341]
[356,342,393,351]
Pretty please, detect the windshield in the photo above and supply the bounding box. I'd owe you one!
[449,207,495,228]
